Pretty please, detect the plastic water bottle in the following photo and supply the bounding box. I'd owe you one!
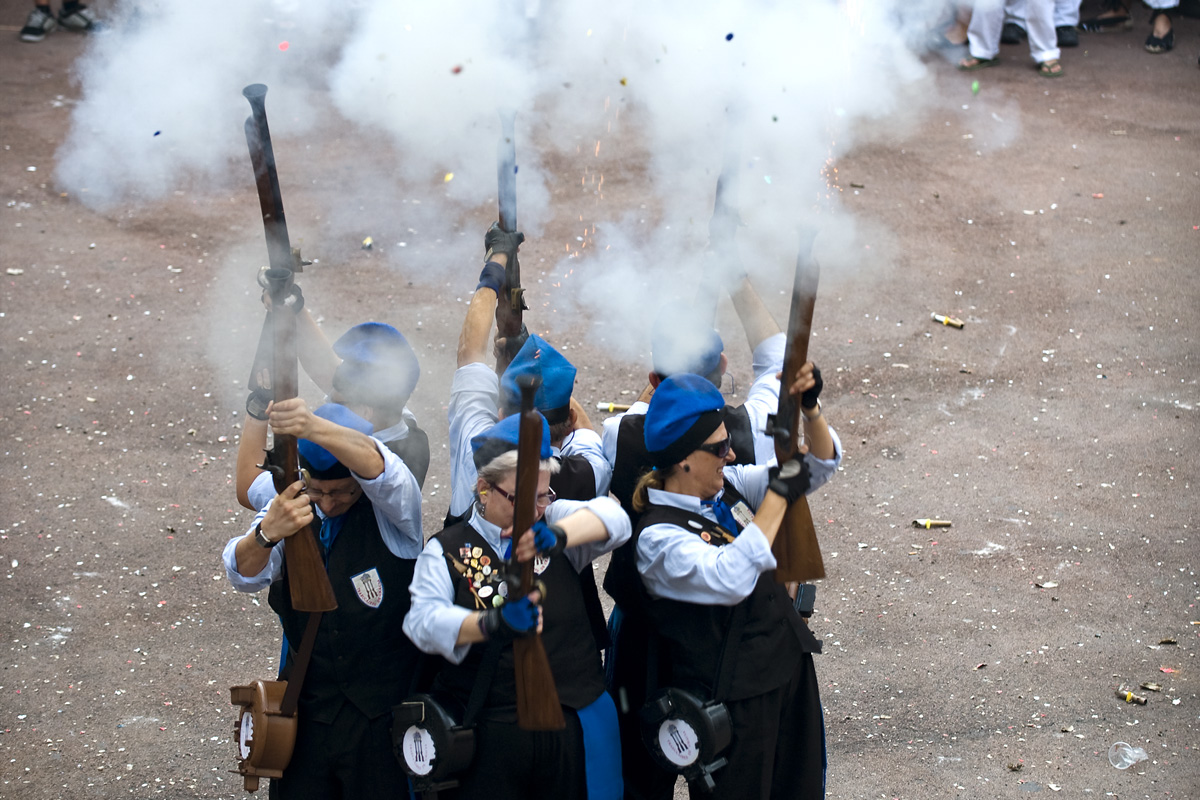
[1108,741,1148,770]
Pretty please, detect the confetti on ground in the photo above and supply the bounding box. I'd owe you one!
[1160,666,1178,673]
[725,33,734,41]
[361,236,373,250]
[443,172,454,183]
[1092,193,1104,199]
[620,77,627,86]
[451,65,462,74]
[971,80,980,95]
[153,131,161,137]
[278,41,289,51]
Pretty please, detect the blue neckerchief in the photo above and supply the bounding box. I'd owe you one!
[318,513,347,566]
[701,496,740,537]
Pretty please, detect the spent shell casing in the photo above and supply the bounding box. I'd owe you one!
[912,519,952,529]
[596,401,631,413]
[931,313,965,329]
[1116,687,1148,705]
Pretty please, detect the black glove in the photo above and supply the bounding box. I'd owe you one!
[768,458,811,504]
[800,366,823,411]
[484,221,525,262]
[477,260,505,294]
[246,389,271,421]
[498,323,529,363]
[479,594,539,643]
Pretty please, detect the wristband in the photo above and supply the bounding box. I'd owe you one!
[254,523,277,549]
[476,260,506,294]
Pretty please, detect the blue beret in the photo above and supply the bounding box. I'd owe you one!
[650,303,724,384]
[332,322,420,408]
[299,403,374,479]
[470,411,552,472]
[644,374,726,468]
[500,334,576,424]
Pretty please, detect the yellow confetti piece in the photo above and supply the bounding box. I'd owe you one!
[620,77,627,86]
[444,172,454,183]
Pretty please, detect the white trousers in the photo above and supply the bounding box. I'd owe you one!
[1004,0,1081,28]
[968,0,1060,62]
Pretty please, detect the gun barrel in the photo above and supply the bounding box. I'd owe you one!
[243,84,294,272]
[497,110,517,233]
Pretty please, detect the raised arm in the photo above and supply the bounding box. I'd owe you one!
[295,307,341,395]
[235,416,269,510]
[729,272,783,355]
[458,253,504,368]
[268,398,384,479]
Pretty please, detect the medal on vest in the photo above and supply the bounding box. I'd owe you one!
[350,568,384,608]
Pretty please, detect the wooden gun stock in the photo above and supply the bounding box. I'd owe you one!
[769,228,825,583]
[494,110,526,374]
[509,376,565,731]
[243,84,336,613]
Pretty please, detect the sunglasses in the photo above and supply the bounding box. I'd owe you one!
[695,435,732,460]
[488,483,557,508]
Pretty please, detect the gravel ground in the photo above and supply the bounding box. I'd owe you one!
[1,3,1197,798]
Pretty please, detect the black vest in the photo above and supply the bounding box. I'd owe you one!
[604,407,755,611]
[384,417,431,490]
[634,500,821,702]
[268,496,421,723]
[550,454,609,651]
[430,521,606,722]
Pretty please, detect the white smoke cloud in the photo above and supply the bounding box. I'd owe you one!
[55,0,950,376]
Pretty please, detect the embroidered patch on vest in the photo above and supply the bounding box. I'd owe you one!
[533,554,551,575]
[350,568,384,608]
[730,500,755,529]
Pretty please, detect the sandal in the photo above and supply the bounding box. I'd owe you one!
[1145,9,1174,53]
[1080,0,1132,31]
[958,56,1001,71]
[1037,58,1064,77]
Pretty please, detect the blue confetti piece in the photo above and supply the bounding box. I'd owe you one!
[153,131,161,137]
[763,176,771,184]
[725,33,734,41]
[514,165,519,174]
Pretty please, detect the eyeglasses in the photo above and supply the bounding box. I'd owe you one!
[305,485,361,501]
[695,436,732,460]
[488,483,557,508]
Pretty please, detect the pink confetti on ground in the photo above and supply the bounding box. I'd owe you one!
[279,41,289,51]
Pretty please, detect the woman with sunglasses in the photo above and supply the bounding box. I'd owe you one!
[631,373,841,800]
[404,412,630,800]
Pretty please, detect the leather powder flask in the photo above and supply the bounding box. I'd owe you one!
[229,679,299,792]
